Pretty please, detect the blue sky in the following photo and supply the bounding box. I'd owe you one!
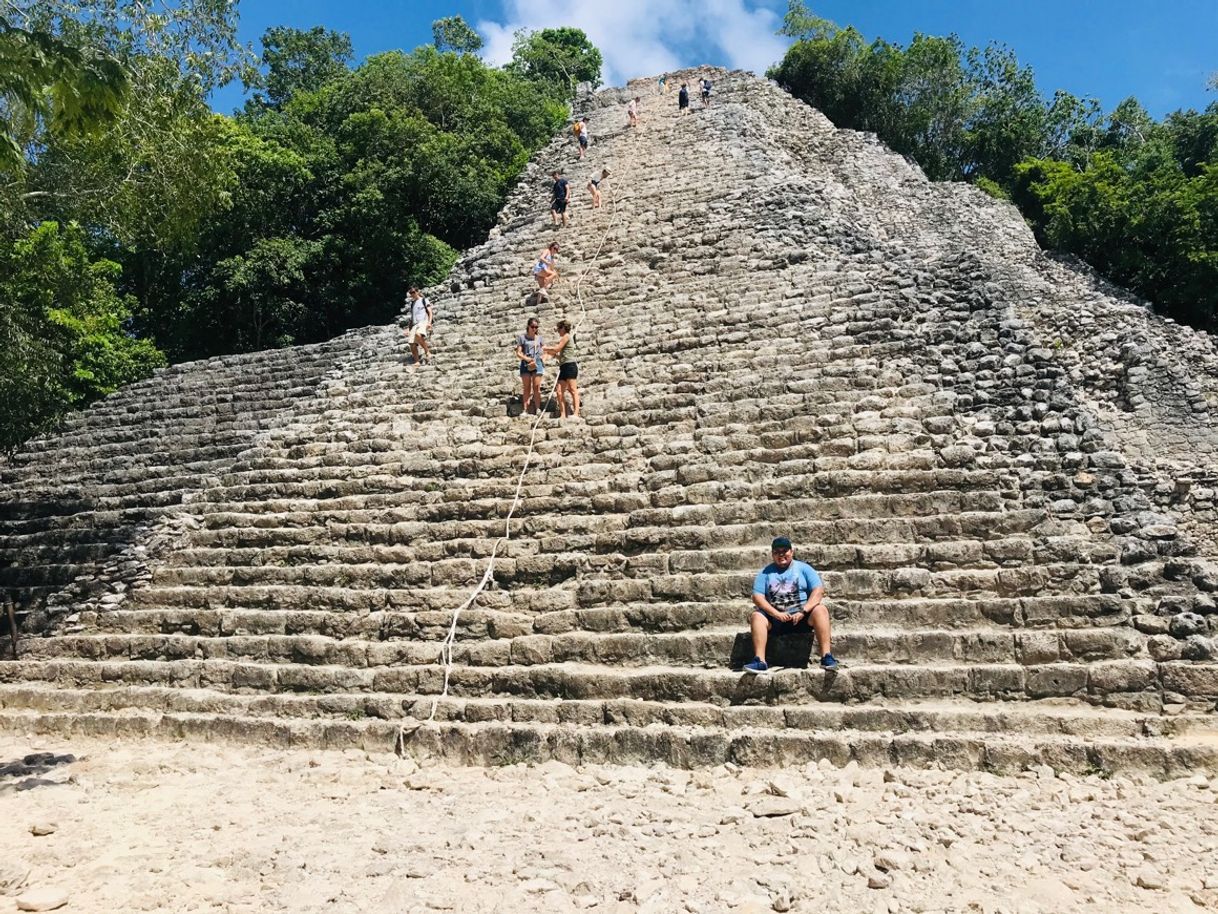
[211,0,1216,119]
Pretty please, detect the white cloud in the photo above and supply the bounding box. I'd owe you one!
[476,0,789,86]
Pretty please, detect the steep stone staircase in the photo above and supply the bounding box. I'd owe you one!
[2,70,1218,775]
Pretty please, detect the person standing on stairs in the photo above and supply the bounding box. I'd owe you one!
[743,536,837,673]
[627,96,639,128]
[545,319,580,419]
[551,170,570,227]
[700,77,713,107]
[678,83,690,114]
[515,318,545,416]
[532,242,559,301]
[588,168,609,208]
[406,287,433,366]
[574,117,590,159]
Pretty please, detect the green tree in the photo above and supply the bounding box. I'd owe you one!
[163,39,570,360]
[432,16,483,54]
[0,14,129,173]
[7,0,255,358]
[1012,150,1218,331]
[250,26,353,111]
[0,221,164,450]
[778,0,836,41]
[509,27,603,93]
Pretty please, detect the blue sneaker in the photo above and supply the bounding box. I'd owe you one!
[820,653,839,671]
[742,657,769,674]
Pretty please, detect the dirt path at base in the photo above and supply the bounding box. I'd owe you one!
[1,735,1216,913]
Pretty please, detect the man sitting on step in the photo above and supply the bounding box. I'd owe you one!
[743,536,837,673]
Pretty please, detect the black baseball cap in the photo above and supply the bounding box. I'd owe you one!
[771,536,792,551]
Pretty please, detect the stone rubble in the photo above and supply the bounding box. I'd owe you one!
[0,737,1216,913]
[0,68,1216,771]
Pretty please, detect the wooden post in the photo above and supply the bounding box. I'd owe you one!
[4,598,17,660]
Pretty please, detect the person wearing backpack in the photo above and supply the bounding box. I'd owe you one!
[573,117,590,159]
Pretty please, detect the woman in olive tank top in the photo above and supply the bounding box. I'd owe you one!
[545,319,580,419]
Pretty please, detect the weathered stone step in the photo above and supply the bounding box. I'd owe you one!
[614,510,1050,550]
[157,533,1065,572]
[0,542,115,564]
[0,705,1213,777]
[397,717,1218,775]
[129,558,1103,607]
[189,444,960,494]
[152,535,1090,579]
[3,656,1204,705]
[0,684,1201,740]
[180,490,1015,541]
[18,625,1146,670]
[179,509,1050,553]
[84,606,535,641]
[74,592,1139,644]
[1,450,255,489]
[648,468,1013,501]
[0,506,169,538]
[126,582,577,613]
[592,563,1104,605]
[18,425,281,459]
[172,469,1014,523]
[627,490,1012,526]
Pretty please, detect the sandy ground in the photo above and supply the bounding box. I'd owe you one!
[1,735,1217,914]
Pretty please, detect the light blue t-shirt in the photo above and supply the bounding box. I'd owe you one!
[753,560,822,612]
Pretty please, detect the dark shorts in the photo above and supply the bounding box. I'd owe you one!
[552,199,568,214]
[520,361,540,376]
[752,608,812,637]
[679,98,688,109]
[578,135,588,148]
[558,362,578,381]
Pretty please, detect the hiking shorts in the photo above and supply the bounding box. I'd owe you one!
[751,608,812,637]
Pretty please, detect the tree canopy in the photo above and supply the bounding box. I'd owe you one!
[0,14,129,173]
[252,26,353,111]
[432,16,483,54]
[508,27,603,94]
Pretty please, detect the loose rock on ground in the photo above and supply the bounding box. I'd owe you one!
[2,736,1217,913]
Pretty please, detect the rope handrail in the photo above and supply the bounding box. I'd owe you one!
[396,111,637,752]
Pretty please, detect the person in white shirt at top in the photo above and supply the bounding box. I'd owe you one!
[406,287,433,366]
[627,96,640,128]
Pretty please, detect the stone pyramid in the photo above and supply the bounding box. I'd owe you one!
[3,69,1218,775]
